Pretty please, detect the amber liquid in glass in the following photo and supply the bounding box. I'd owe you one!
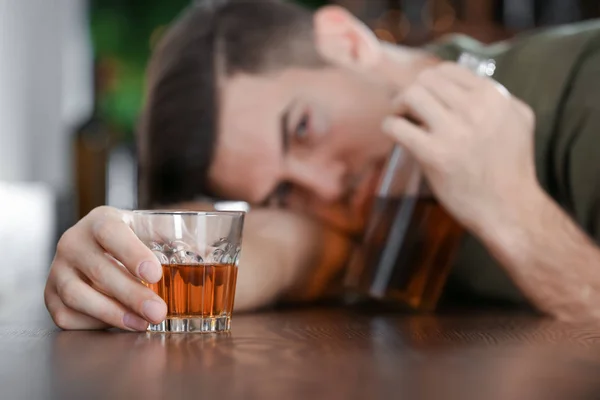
[349,196,464,311]
[146,263,238,318]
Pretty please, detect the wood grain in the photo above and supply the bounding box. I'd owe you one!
[2,288,600,399]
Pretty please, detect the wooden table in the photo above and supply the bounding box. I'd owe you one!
[2,287,600,399]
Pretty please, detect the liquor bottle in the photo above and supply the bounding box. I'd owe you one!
[344,53,499,311]
[73,61,113,219]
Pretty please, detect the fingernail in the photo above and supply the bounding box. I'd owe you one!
[139,261,162,283]
[123,313,148,331]
[142,299,167,323]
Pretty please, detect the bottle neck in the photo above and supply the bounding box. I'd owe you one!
[457,53,497,78]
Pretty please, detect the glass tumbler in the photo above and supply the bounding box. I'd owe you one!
[131,210,245,333]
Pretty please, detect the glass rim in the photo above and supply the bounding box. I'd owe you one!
[133,209,245,217]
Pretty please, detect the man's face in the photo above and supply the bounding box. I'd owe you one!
[209,64,395,234]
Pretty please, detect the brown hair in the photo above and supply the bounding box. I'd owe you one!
[137,0,324,208]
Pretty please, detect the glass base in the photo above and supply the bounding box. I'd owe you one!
[147,315,231,333]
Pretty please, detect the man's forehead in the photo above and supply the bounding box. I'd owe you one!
[209,73,287,202]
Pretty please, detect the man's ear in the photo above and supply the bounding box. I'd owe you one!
[313,5,382,72]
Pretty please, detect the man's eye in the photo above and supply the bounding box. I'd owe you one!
[267,182,292,208]
[276,182,292,201]
[294,114,310,141]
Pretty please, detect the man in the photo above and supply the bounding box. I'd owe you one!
[45,0,600,331]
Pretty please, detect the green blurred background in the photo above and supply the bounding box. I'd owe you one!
[90,0,327,143]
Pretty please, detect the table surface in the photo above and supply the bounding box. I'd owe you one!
[3,287,600,400]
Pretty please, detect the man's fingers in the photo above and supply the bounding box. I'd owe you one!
[511,97,536,128]
[417,68,469,111]
[381,116,433,163]
[438,61,510,100]
[73,251,167,325]
[436,61,482,90]
[89,215,162,284]
[45,288,110,330]
[393,85,450,130]
[54,268,160,331]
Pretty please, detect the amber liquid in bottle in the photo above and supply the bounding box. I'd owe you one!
[349,196,464,311]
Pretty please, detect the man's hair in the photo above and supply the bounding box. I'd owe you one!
[137,0,323,209]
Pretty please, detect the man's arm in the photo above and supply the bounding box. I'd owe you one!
[475,184,600,322]
[486,45,600,321]
[232,208,352,311]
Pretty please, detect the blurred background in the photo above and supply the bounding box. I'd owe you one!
[0,0,599,287]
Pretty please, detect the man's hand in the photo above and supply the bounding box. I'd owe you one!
[382,62,539,233]
[45,205,350,330]
[45,206,167,331]
[382,62,600,323]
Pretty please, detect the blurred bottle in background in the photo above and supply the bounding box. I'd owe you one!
[73,60,115,219]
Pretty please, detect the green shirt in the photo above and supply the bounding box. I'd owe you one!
[427,20,600,305]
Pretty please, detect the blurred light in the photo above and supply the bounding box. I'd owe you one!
[485,63,497,76]
[426,0,457,33]
[397,15,411,41]
[374,28,396,43]
[150,25,166,50]
[376,10,411,42]
[432,13,456,32]
[214,201,250,213]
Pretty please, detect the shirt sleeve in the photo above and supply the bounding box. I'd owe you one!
[551,47,600,243]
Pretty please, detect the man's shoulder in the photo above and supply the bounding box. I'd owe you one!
[426,19,600,62]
